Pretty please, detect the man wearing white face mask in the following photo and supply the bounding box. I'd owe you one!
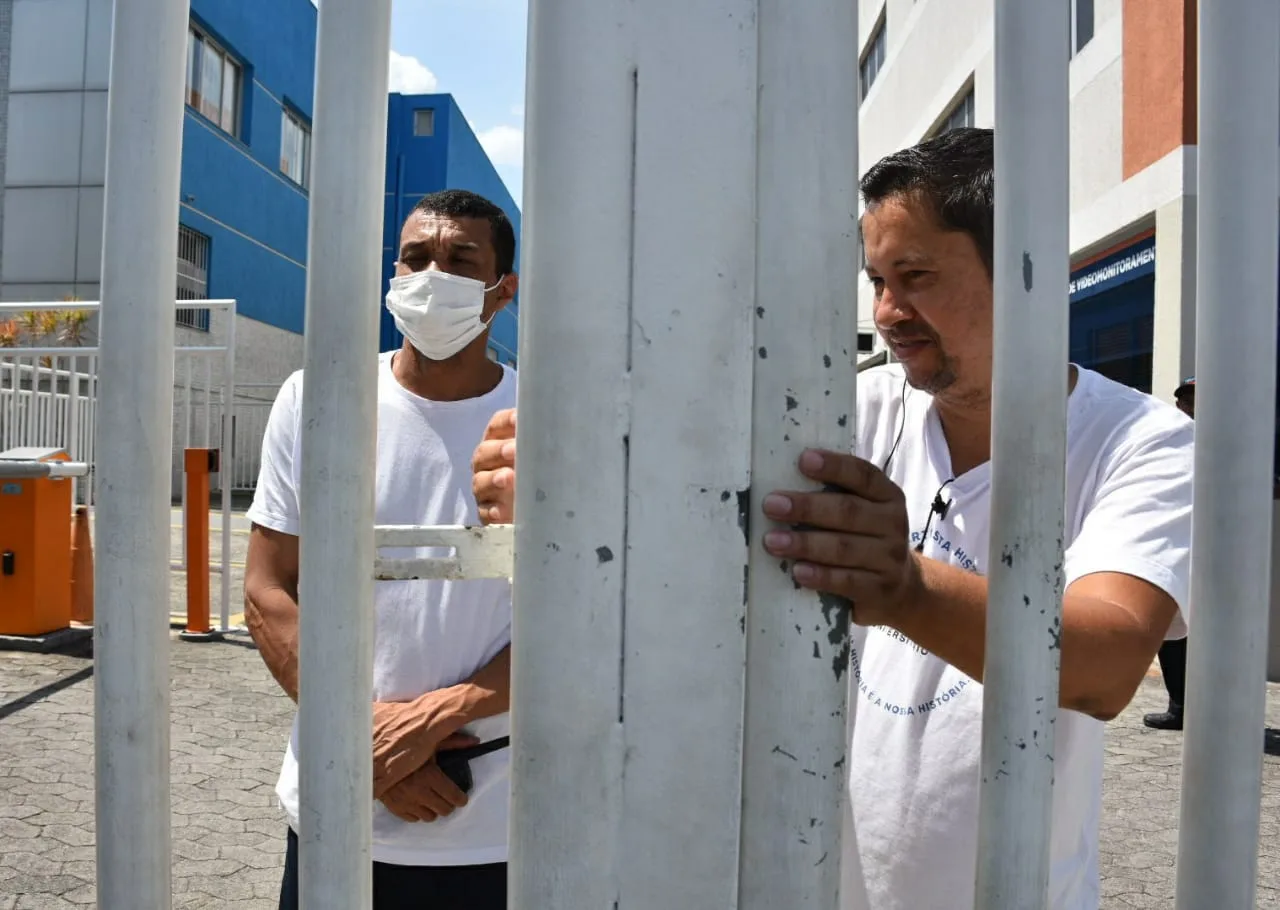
[244,189,519,910]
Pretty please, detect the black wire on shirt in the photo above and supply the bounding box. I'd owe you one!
[878,376,955,552]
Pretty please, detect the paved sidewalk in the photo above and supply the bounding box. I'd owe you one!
[1,636,1277,908]
[0,636,292,908]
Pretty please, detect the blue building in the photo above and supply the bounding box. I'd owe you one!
[175,3,520,369]
[176,0,317,342]
[1,0,520,384]
[1068,233,1156,394]
[382,94,521,363]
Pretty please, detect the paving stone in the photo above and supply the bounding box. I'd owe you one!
[3,592,1278,908]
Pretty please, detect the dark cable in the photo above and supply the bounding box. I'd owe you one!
[914,477,955,553]
[881,376,909,473]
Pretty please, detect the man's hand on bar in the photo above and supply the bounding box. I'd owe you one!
[473,408,517,524]
[760,448,918,627]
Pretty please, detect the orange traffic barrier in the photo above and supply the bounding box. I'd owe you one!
[181,449,221,641]
[0,447,73,635]
[70,506,94,625]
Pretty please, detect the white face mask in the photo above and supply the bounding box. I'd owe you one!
[385,269,504,361]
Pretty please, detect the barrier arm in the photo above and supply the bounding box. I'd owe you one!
[0,462,91,480]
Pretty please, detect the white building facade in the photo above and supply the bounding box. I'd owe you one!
[858,0,1208,404]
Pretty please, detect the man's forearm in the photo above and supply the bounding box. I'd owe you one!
[244,589,300,702]
[402,644,512,730]
[888,556,1159,721]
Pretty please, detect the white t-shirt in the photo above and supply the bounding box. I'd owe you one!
[246,351,517,867]
[844,364,1193,910]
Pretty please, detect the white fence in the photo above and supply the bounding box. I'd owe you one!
[0,357,97,501]
[218,383,277,493]
[0,298,246,631]
[0,298,272,500]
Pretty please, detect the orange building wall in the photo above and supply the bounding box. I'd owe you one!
[1123,0,1197,179]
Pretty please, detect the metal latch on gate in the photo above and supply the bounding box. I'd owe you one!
[373,524,514,581]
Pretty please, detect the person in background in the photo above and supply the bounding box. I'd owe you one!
[1143,377,1194,731]
[244,188,518,910]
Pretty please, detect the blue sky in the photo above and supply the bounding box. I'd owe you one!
[388,0,529,203]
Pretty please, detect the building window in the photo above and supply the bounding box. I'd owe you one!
[186,25,242,137]
[414,109,435,137]
[937,87,976,135]
[1072,0,1095,55]
[859,18,887,101]
[281,110,311,189]
[177,226,211,332]
[857,332,876,354]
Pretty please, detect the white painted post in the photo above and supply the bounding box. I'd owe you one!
[974,2,1070,907]
[510,1,631,904]
[294,0,391,907]
[1175,2,1280,906]
[202,357,213,447]
[738,0,858,905]
[92,0,190,905]
[617,3,758,904]
[219,304,236,630]
[514,1,854,907]
[69,356,80,504]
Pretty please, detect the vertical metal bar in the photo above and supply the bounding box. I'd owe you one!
[620,3,756,906]
[738,0,858,906]
[182,353,192,565]
[2,361,9,450]
[183,352,193,448]
[510,0,631,905]
[85,354,96,507]
[69,355,81,504]
[92,0,189,904]
[23,353,34,444]
[1175,2,1280,906]
[974,1,1070,907]
[295,0,390,906]
[34,356,45,445]
[202,355,212,447]
[183,449,212,635]
[219,304,235,629]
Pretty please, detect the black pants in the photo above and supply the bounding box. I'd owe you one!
[1157,637,1187,710]
[279,829,506,910]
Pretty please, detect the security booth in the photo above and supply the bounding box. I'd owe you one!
[0,447,78,636]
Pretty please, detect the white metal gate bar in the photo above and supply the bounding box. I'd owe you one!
[510,0,631,904]
[92,0,190,904]
[739,0,858,905]
[217,325,233,634]
[294,0,390,906]
[1175,1,1280,907]
[974,2,1070,907]
[76,0,1280,906]
[512,0,857,906]
[617,0,757,903]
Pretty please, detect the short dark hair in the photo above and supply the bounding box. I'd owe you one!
[860,127,994,274]
[411,189,517,276]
